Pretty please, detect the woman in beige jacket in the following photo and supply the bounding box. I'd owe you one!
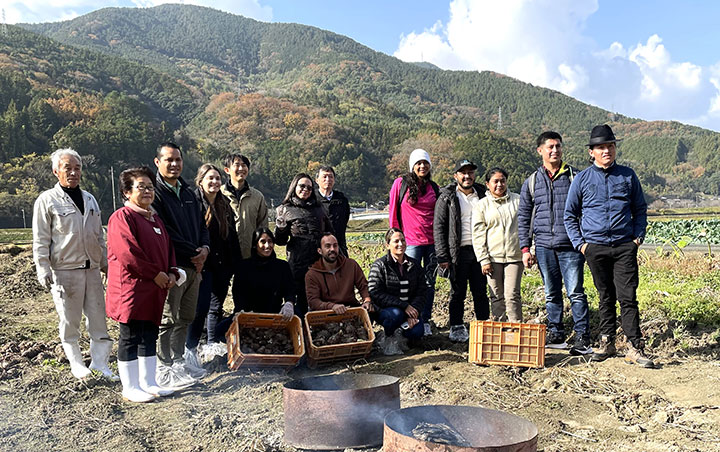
[471,167,523,322]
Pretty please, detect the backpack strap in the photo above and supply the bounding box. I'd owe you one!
[396,179,408,230]
[528,171,539,245]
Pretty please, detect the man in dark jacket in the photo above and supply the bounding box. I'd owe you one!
[153,142,211,387]
[433,159,488,342]
[315,166,351,257]
[564,125,654,368]
[518,131,591,356]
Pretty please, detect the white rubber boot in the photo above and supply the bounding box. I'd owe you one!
[118,360,155,403]
[62,342,92,379]
[138,356,174,397]
[89,340,119,381]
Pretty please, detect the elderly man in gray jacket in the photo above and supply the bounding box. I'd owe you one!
[32,148,116,380]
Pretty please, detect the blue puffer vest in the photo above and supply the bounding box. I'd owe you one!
[518,165,575,250]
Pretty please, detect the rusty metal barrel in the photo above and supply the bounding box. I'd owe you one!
[383,405,538,452]
[283,374,400,450]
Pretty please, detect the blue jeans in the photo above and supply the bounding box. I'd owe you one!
[535,246,589,338]
[405,244,437,322]
[377,307,424,340]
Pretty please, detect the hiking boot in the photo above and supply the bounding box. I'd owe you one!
[569,335,593,356]
[624,342,655,368]
[591,335,616,362]
[449,325,469,342]
[545,332,568,350]
[423,322,432,337]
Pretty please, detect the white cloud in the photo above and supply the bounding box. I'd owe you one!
[4,0,272,24]
[394,0,720,131]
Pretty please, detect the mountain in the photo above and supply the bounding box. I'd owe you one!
[0,4,718,227]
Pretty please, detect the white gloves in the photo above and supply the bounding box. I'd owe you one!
[280,301,295,320]
[175,268,187,287]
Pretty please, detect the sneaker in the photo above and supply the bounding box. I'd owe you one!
[156,363,196,391]
[183,347,208,379]
[546,332,568,350]
[449,325,469,342]
[624,342,655,368]
[423,323,432,337]
[591,335,617,362]
[569,335,593,356]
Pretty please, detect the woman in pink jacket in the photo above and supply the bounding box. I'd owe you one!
[106,167,182,402]
[388,149,439,336]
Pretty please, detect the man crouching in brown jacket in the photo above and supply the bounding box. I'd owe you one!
[306,233,373,314]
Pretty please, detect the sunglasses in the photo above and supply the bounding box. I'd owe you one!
[297,183,313,191]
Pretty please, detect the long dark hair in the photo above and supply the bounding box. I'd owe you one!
[282,173,317,205]
[195,163,230,240]
[250,226,276,258]
[401,171,434,205]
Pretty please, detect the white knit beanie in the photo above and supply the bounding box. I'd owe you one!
[408,148,432,172]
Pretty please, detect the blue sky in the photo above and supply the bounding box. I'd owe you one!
[6,0,720,131]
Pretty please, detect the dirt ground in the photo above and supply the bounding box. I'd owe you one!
[1,245,719,452]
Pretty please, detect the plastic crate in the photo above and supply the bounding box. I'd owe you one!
[303,307,375,368]
[225,312,305,370]
[469,320,546,368]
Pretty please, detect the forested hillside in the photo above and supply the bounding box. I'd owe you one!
[1,4,718,226]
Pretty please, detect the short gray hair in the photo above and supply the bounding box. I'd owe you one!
[51,148,82,171]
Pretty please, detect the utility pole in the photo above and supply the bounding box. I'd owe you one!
[21,208,26,229]
[2,9,8,36]
[498,106,503,130]
[110,166,117,211]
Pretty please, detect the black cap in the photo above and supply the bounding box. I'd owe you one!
[587,124,621,147]
[454,159,477,172]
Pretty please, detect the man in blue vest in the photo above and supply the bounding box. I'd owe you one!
[564,125,654,368]
[518,131,591,355]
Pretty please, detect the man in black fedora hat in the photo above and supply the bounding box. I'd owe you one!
[564,124,654,368]
[433,159,489,342]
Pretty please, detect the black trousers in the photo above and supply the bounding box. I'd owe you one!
[449,246,489,325]
[118,320,159,361]
[584,241,642,347]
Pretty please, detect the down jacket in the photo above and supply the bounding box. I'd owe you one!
[367,253,426,312]
[517,164,576,250]
[433,182,485,265]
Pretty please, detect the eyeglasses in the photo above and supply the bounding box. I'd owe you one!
[134,185,155,192]
[297,183,313,191]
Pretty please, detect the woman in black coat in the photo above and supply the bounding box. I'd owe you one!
[274,173,332,316]
[368,228,427,354]
[186,164,240,360]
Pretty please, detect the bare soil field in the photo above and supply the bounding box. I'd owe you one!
[1,245,719,452]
